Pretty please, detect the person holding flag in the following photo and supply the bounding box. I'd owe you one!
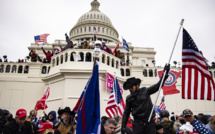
[121,64,170,134]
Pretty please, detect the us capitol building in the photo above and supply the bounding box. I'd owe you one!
[0,0,214,117]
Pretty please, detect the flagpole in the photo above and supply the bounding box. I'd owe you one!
[114,72,120,116]
[148,19,184,122]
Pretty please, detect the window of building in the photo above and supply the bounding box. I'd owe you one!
[18,65,23,73]
[143,69,147,77]
[6,65,10,73]
[121,68,124,76]
[89,27,91,32]
[126,69,130,76]
[149,69,153,77]
[24,66,29,74]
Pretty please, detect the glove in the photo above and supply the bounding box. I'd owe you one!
[160,64,170,86]
[121,127,126,134]
[163,63,170,74]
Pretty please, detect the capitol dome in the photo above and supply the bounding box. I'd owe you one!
[69,0,119,43]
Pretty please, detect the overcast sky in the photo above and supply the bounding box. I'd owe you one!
[0,0,214,66]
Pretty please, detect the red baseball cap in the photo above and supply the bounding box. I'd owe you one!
[37,122,53,132]
[16,109,27,118]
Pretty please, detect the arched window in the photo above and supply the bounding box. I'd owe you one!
[85,27,86,32]
[214,71,215,78]
[42,66,47,74]
[112,58,115,67]
[154,69,157,77]
[61,55,63,64]
[107,56,110,65]
[0,65,4,73]
[143,69,147,77]
[52,59,55,67]
[94,14,96,18]
[79,52,84,62]
[102,28,104,33]
[24,66,29,74]
[98,27,100,32]
[120,68,124,76]
[48,67,50,74]
[70,52,76,61]
[56,57,59,65]
[116,61,119,69]
[126,68,130,76]
[12,65,17,73]
[89,27,91,32]
[6,65,10,73]
[102,54,105,63]
[18,65,23,73]
[80,28,82,33]
[86,52,92,62]
[90,14,92,18]
[65,53,68,62]
[149,69,153,77]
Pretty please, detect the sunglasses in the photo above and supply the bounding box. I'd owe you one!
[184,115,191,118]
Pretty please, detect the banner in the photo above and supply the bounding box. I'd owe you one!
[158,70,181,96]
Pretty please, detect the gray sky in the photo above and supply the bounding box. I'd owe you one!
[0,0,215,66]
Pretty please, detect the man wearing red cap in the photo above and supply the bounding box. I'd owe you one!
[3,109,33,134]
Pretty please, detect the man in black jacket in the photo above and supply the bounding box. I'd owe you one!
[3,109,33,134]
[121,64,170,134]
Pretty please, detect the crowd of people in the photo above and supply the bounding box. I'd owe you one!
[28,39,122,64]
[0,107,214,134]
[0,64,214,134]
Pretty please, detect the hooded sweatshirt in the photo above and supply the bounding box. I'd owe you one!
[48,111,58,125]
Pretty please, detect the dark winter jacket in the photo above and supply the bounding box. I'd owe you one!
[47,111,58,125]
[3,119,33,134]
[121,80,162,129]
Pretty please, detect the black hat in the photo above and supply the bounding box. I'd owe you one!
[160,110,170,118]
[58,107,75,116]
[123,77,141,90]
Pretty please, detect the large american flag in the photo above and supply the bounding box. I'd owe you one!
[34,34,49,45]
[105,77,125,118]
[159,96,165,111]
[182,28,215,101]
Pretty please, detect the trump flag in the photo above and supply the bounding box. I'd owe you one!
[105,77,125,118]
[34,86,50,111]
[76,64,100,134]
[158,70,181,96]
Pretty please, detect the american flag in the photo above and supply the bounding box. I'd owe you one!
[159,96,165,111]
[105,77,125,118]
[94,27,98,35]
[182,28,215,101]
[34,34,49,45]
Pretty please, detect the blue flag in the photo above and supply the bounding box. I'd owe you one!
[76,64,100,134]
[122,38,129,52]
[154,105,161,114]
